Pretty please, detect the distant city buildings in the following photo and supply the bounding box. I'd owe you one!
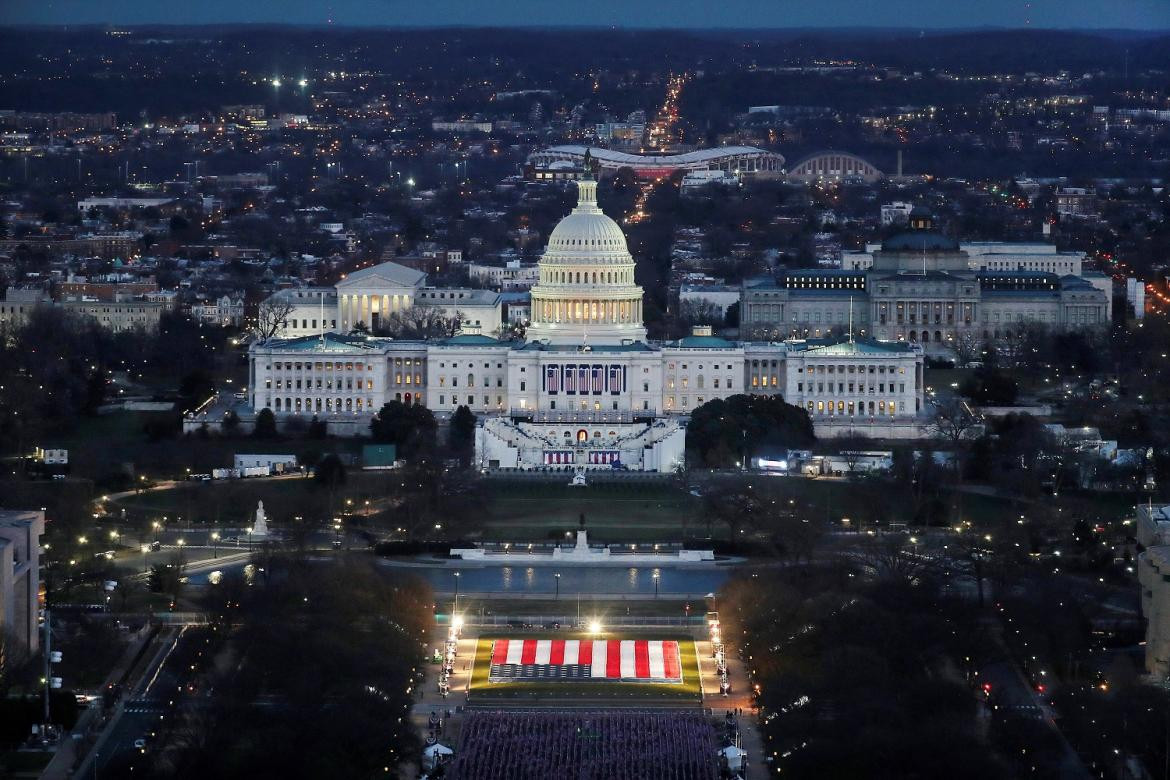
[1055,187,1100,220]
[528,145,784,180]
[191,294,247,327]
[743,210,1110,349]
[431,119,494,134]
[680,169,740,193]
[0,276,166,333]
[881,201,914,226]
[467,259,540,290]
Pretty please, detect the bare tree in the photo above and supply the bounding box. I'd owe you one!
[380,307,462,339]
[679,299,722,326]
[929,398,979,479]
[702,483,768,540]
[252,296,296,342]
[929,397,979,447]
[835,433,873,476]
[951,332,982,367]
[856,533,935,585]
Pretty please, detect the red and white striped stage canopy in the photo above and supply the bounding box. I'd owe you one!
[488,639,682,684]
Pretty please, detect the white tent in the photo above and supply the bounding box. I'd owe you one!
[719,745,746,771]
[423,743,454,771]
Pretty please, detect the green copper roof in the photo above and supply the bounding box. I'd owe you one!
[440,333,504,346]
[673,335,737,349]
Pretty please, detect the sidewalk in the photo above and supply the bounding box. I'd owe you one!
[697,638,765,778]
[39,624,157,780]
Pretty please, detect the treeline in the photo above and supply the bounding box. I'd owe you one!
[113,558,433,779]
[720,564,1012,778]
[0,309,226,456]
[686,394,815,468]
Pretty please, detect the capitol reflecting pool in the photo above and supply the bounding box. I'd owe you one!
[393,563,731,597]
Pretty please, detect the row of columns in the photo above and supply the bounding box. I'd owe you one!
[339,292,412,330]
[543,268,634,285]
[875,300,975,326]
[537,298,642,325]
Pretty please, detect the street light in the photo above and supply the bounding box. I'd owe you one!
[652,571,660,599]
[210,531,219,559]
[453,571,460,615]
[554,572,561,600]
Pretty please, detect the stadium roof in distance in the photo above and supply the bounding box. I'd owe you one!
[540,144,778,167]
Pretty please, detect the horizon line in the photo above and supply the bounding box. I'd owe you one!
[1,23,1168,34]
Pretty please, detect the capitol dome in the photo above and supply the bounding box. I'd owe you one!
[545,194,630,255]
[526,174,647,345]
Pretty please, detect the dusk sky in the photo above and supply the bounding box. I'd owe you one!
[1,0,1168,29]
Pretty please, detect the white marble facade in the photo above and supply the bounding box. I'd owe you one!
[248,176,929,468]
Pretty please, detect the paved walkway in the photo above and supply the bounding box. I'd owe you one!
[697,638,765,777]
[40,624,164,780]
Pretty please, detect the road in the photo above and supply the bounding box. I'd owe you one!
[80,626,197,778]
[106,525,354,580]
[980,648,1093,779]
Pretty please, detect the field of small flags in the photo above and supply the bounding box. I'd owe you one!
[448,710,722,780]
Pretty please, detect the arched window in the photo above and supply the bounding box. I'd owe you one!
[467,373,475,387]
[577,429,588,442]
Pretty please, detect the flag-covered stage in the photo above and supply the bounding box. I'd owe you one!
[487,639,682,684]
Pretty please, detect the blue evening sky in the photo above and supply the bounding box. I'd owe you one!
[1,0,1167,29]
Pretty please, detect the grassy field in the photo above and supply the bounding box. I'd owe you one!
[467,632,703,703]
[109,470,399,527]
[482,480,703,542]
[95,466,1138,546]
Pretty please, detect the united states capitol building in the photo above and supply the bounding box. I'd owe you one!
[220,177,980,471]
